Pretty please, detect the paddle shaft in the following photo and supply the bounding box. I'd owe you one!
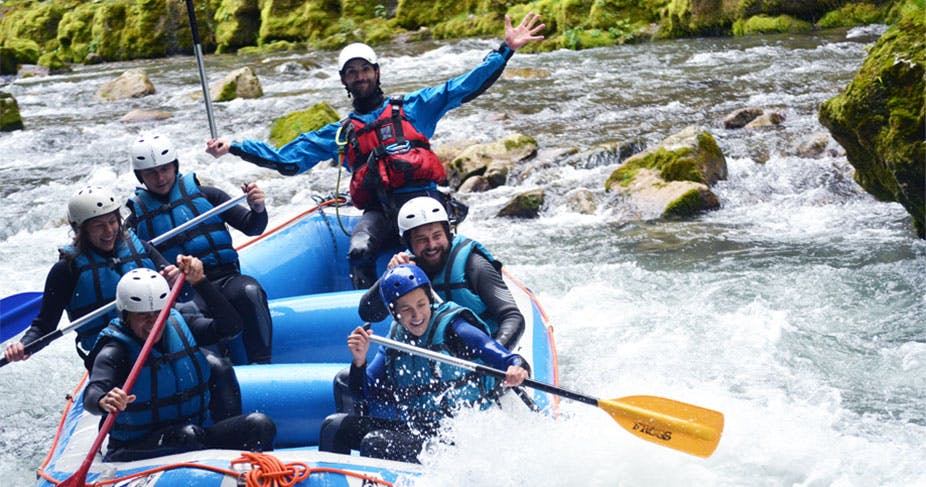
[367,334,597,407]
[0,194,246,366]
[185,0,217,138]
[60,274,186,487]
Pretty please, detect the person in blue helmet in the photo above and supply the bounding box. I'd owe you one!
[125,132,273,365]
[84,264,276,462]
[318,264,529,463]
[3,185,170,364]
[204,13,545,289]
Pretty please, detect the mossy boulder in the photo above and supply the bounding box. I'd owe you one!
[0,92,25,132]
[497,188,545,218]
[0,38,41,74]
[37,51,70,73]
[211,66,263,102]
[817,2,884,29]
[819,4,925,238]
[605,126,726,220]
[732,15,813,36]
[269,102,341,147]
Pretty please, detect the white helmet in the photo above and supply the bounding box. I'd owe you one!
[397,197,449,237]
[67,185,122,228]
[116,268,170,313]
[338,43,377,72]
[130,132,177,171]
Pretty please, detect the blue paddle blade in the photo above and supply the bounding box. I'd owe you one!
[0,292,43,342]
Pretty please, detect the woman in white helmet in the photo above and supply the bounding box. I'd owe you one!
[125,131,273,365]
[205,13,545,289]
[3,185,172,364]
[84,262,276,462]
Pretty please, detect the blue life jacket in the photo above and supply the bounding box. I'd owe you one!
[384,301,494,425]
[62,232,156,353]
[129,172,237,270]
[427,235,502,337]
[97,310,211,444]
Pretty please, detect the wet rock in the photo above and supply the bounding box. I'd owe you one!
[565,188,597,215]
[17,64,49,78]
[604,126,725,220]
[269,102,340,147]
[444,134,538,190]
[497,189,544,219]
[211,67,263,102]
[745,111,785,128]
[819,5,925,238]
[96,68,155,100]
[501,68,552,80]
[120,109,173,123]
[458,175,492,193]
[723,107,764,129]
[0,92,25,132]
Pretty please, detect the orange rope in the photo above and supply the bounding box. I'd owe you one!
[231,452,395,487]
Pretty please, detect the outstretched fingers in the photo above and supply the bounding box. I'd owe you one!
[505,12,545,51]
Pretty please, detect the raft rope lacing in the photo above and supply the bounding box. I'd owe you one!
[37,377,397,487]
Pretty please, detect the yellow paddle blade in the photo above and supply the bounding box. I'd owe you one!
[599,395,724,458]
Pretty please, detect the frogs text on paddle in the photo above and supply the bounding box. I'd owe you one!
[632,422,672,441]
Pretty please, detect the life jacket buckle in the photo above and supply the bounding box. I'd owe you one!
[384,141,411,155]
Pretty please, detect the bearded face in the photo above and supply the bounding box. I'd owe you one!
[407,222,451,275]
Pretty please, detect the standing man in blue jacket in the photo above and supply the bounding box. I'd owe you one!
[205,13,545,289]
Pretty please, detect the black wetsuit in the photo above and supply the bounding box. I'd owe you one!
[126,184,274,364]
[84,278,275,461]
[19,239,169,357]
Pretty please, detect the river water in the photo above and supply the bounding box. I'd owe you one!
[1,25,924,486]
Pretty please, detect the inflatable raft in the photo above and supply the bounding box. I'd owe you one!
[35,201,558,486]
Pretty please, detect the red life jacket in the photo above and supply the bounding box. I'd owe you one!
[344,98,447,210]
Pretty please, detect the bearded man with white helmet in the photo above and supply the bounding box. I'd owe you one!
[371,196,524,347]
[125,132,273,365]
[84,266,276,462]
[3,185,171,364]
[205,13,545,289]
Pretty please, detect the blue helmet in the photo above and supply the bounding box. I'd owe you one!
[379,264,432,312]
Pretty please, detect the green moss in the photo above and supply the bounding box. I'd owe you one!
[56,4,96,63]
[503,134,538,152]
[817,3,882,29]
[214,0,261,53]
[662,188,703,218]
[237,40,301,56]
[605,164,640,189]
[269,102,341,147]
[732,14,812,36]
[819,3,925,237]
[432,12,502,40]
[0,38,41,74]
[0,92,25,132]
[37,51,67,71]
[258,0,339,44]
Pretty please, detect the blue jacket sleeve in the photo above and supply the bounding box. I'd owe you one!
[229,121,343,175]
[448,316,528,372]
[402,43,514,138]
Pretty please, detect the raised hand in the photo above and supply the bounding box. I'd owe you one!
[505,12,545,51]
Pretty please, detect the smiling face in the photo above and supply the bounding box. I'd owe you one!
[126,310,165,343]
[83,211,121,252]
[138,164,177,196]
[393,287,432,337]
[340,58,379,99]
[407,222,450,274]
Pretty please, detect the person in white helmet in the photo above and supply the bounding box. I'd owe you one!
[84,264,276,462]
[205,13,545,289]
[125,132,273,365]
[336,196,525,414]
[3,185,172,364]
